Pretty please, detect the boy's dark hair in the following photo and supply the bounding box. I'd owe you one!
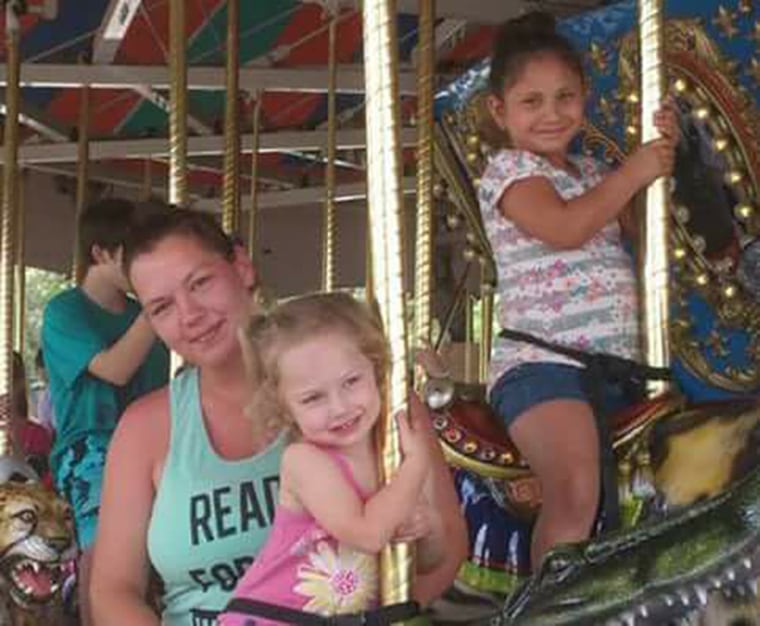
[123,206,236,277]
[488,11,584,96]
[76,197,138,283]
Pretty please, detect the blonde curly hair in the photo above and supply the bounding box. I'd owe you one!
[239,292,390,440]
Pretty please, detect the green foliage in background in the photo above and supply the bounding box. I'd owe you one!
[21,268,69,381]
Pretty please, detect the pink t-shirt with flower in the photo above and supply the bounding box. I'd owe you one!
[218,449,378,626]
[479,149,640,388]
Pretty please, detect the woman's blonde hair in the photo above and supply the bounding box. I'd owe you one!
[239,292,390,439]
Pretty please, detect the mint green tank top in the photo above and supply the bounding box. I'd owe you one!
[147,368,286,626]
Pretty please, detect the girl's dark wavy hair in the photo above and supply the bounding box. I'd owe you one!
[488,11,584,96]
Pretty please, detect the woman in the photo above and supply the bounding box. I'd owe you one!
[90,207,467,626]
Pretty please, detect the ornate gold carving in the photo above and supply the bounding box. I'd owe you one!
[589,41,610,74]
[713,5,739,38]
[748,57,760,87]
[597,95,618,127]
[749,20,760,48]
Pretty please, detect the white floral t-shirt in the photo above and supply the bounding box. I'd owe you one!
[479,149,640,388]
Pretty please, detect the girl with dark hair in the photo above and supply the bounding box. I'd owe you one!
[480,12,678,568]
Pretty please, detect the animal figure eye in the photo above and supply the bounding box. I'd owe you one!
[13,509,36,525]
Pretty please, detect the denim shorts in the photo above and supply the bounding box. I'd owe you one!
[489,362,637,430]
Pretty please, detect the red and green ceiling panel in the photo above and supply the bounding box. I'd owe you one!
[118,0,305,137]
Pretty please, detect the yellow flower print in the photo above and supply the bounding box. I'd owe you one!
[294,541,378,615]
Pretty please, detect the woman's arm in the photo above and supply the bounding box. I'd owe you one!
[90,390,168,626]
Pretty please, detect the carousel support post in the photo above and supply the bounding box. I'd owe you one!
[479,283,494,384]
[12,169,24,355]
[365,218,374,303]
[413,0,435,389]
[464,294,473,384]
[0,0,22,457]
[638,0,671,396]
[362,0,415,607]
[169,0,188,377]
[169,0,188,208]
[71,63,90,283]
[247,91,262,259]
[361,149,375,303]
[142,157,153,201]
[322,8,339,291]
[222,0,241,236]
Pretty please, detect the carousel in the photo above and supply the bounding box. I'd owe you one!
[0,0,760,625]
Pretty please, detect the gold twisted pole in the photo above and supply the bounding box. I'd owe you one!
[0,1,21,456]
[322,12,339,291]
[72,79,90,283]
[12,169,25,354]
[169,0,188,207]
[479,284,493,384]
[222,0,241,235]
[362,0,413,604]
[365,217,374,301]
[168,0,189,377]
[247,92,262,257]
[638,0,671,396]
[142,157,153,200]
[413,0,435,388]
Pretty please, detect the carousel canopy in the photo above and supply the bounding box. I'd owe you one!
[0,0,607,288]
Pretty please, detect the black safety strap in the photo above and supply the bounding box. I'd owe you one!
[498,328,670,531]
[224,598,421,626]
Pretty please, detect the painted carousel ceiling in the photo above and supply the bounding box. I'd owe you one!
[0,0,608,206]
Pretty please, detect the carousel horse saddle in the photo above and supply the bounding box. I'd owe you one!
[432,330,673,509]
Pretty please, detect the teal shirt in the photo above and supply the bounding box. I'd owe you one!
[42,288,169,466]
[148,367,286,626]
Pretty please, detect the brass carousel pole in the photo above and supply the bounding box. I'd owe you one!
[169,0,188,377]
[479,284,494,384]
[72,76,90,283]
[322,9,339,291]
[0,0,21,457]
[413,0,434,388]
[247,91,262,257]
[362,0,414,605]
[169,0,188,208]
[12,170,24,354]
[365,219,374,300]
[222,0,241,235]
[142,157,152,200]
[638,0,671,396]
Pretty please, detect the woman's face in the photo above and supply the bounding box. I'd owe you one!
[129,234,256,369]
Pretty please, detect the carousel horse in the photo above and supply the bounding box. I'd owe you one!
[428,2,760,623]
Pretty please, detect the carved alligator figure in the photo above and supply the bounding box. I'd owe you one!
[489,399,760,626]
